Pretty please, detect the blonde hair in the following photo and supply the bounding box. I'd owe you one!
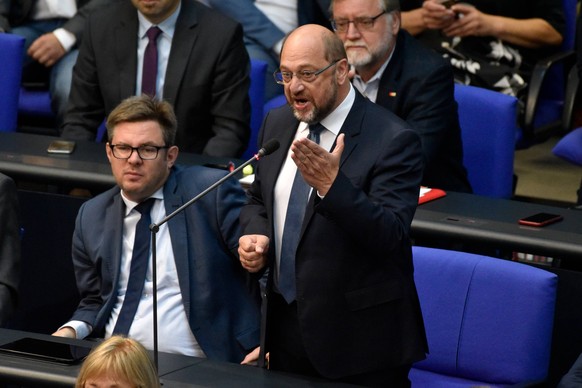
[76,336,160,388]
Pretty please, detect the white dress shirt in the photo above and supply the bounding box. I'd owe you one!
[352,57,390,103]
[273,85,356,286]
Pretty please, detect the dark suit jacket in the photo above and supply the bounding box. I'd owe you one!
[68,165,260,362]
[61,0,251,158]
[0,173,19,327]
[376,30,472,193]
[241,92,428,378]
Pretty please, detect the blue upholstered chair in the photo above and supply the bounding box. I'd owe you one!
[265,86,517,198]
[454,84,518,199]
[553,127,582,167]
[263,93,287,119]
[519,0,577,146]
[0,34,25,132]
[410,246,558,387]
[242,59,268,159]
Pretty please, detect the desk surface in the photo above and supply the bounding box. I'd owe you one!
[0,132,238,191]
[412,192,582,262]
[0,329,352,387]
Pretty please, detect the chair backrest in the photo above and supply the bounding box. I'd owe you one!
[522,0,577,140]
[0,34,25,132]
[410,246,557,386]
[454,84,517,198]
[242,59,268,159]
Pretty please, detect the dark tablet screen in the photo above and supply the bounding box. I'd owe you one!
[0,337,93,365]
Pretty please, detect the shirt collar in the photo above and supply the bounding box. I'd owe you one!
[137,1,181,39]
[299,83,356,136]
[121,187,164,216]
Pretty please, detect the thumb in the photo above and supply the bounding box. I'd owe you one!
[333,133,345,157]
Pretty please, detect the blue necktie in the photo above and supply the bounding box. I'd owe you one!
[113,198,156,335]
[142,26,162,96]
[278,124,325,304]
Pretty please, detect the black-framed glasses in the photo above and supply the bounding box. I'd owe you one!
[274,59,341,85]
[109,144,169,160]
[330,11,387,33]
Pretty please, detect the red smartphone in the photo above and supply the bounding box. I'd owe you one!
[518,212,563,227]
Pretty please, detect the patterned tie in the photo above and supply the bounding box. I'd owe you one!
[141,26,162,96]
[278,123,325,303]
[113,198,156,335]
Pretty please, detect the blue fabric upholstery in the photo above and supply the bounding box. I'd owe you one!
[18,88,54,118]
[553,127,582,166]
[263,94,287,119]
[0,34,25,132]
[454,84,517,198]
[242,59,268,159]
[410,246,557,387]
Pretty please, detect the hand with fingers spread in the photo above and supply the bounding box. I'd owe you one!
[238,234,270,273]
[291,133,345,197]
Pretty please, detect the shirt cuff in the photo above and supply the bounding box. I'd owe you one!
[59,320,92,339]
[53,28,77,52]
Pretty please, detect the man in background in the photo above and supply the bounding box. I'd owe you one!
[331,0,471,192]
[61,0,251,158]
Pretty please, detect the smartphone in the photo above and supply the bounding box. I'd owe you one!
[47,140,76,154]
[440,0,457,8]
[0,337,93,365]
[518,212,563,227]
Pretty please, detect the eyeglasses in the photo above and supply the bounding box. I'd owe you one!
[330,11,387,33]
[274,59,341,85]
[109,144,169,160]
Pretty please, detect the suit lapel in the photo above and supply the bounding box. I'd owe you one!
[376,32,405,110]
[163,170,192,319]
[164,1,199,104]
[114,5,139,99]
[301,92,366,228]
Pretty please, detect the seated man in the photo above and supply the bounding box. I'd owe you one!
[331,0,472,192]
[0,173,19,327]
[54,95,260,363]
[61,0,251,158]
[400,0,565,98]
[0,0,114,128]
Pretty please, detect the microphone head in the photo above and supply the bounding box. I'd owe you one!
[256,139,280,158]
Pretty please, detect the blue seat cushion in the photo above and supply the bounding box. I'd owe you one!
[553,127,582,166]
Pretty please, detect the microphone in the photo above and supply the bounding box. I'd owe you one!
[148,139,279,369]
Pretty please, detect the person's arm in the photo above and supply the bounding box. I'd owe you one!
[445,3,563,48]
[0,175,20,327]
[207,0,285,54]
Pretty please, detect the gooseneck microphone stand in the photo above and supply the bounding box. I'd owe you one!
[147,140,280,371]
